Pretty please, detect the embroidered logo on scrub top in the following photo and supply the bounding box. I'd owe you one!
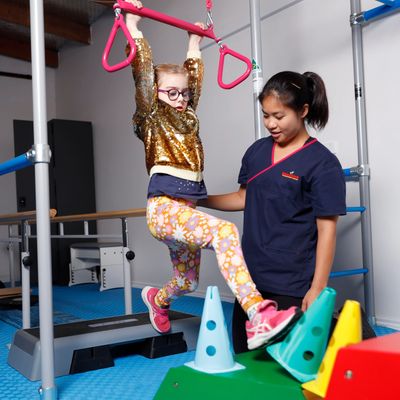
[282,171,300,181]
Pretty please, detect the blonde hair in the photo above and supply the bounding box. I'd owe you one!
[155,64,188,85]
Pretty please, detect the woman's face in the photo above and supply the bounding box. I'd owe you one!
[261,94,308,145]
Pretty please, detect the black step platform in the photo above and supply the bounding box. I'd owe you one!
[8,311,200,381]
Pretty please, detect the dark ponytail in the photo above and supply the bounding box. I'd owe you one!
[258,71,329,130]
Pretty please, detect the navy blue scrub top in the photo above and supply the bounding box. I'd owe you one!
[238,136,346,297]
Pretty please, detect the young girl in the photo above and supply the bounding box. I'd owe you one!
[199,71,346,353]
[126,1,301,350]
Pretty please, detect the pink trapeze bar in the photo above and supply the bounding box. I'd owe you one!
[102,0,252,89]
[102,9,137,72]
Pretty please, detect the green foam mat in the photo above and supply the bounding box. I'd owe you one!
[155,348,306,400]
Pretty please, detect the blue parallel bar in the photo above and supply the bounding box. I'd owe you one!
[347,206,366,213]
[343,168,357,177]
[0,153,33,176]
[364,4,400,21]
[330,268,368,278]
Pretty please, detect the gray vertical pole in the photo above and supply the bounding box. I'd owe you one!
[29,0,58,398]
[7,226,15,287]
[21,221,31,329]
[350,0,375,325]
[121,218,133,314]
[249,0,264,140]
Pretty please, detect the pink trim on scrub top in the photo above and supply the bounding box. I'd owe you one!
[247,138,318,184]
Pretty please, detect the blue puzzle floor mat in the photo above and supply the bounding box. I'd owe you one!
[0,285,231,400]
[0,284,397,400]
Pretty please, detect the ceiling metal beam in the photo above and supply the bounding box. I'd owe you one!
[0,0,91,44]
[0,71,32,80]
[0,34,58,68]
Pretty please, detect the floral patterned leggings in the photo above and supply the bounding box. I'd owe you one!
[146,195,263,313]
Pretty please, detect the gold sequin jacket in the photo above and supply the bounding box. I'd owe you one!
[128,38,204,182]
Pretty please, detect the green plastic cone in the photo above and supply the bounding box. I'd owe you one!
[267,287,336,382]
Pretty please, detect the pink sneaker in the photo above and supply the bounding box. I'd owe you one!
[141,286,170,333]
[246,300,302,350]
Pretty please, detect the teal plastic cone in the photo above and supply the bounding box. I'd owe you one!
[267,287,336,382]
[186,286,245,373]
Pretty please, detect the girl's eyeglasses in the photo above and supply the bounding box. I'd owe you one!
[158,88,192,101]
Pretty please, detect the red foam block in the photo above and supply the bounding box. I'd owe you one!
[325,332,400,400]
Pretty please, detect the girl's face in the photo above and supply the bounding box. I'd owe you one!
[157,73,189,112]
[261,94,309,145]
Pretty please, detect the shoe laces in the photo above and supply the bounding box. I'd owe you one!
[156,306,169,316]
[247,318,273,334]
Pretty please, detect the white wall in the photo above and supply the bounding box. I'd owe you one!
[1,0,399,327]
[0,56,56,283]
[360,0,400,329]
